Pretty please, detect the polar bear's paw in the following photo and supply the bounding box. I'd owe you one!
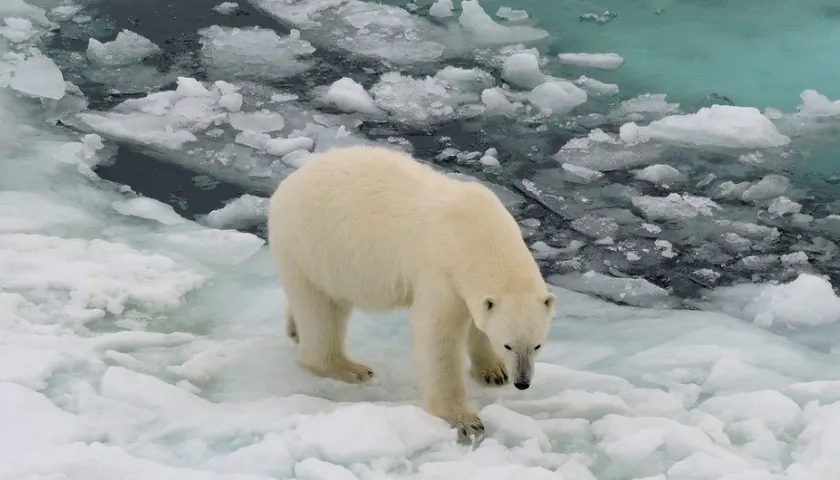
[471,359,509,387]
[304,358,374,384]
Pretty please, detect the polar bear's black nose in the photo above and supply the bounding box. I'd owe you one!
[514,381,530,390]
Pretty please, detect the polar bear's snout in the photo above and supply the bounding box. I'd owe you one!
[512,352,534,390]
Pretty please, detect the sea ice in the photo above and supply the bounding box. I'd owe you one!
[198,25,315,81]
[8,50,65,100]
[212,2,240,15]
[323,77,386,117]
[502,51,544,88]
[528,80,588,116]
[627,105,791,149]
[7,2,840,479]
[702,273,840,328]
[86,29,161,66]
[558,52,624,70]
[428,0,453,19]
[458,0,548,47]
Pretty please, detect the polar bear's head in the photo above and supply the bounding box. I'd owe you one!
[473,291,556,390]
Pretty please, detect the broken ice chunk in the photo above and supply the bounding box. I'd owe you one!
[561,163,604,183]
[198,25,315,81]
[797,89,840,117]
[199,194,268,230]
[502,52,544,89]
[768,196,802,216]
[549,270,673,308]
[570,215,619,238]
[528,81,588,116]
[481,87,518,116]
[212,2,239,14]
[0,17,35,43]
[323,77,386,117]
[496,6,529,22]
[631,193,721,221]
[558,52,624,70]
[371,68,491,127]
[740,174,791,203]
[86,30,161,66]
[228,110,286,134]
[428,0,454,18]
[574,76,619,95]
[633,164,686,187]
[459,0,548,46]
[9,51,65,100]
[629,105,791,148]
[112,197,186,226]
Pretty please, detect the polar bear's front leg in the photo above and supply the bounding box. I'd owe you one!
[468,320,509,387]
[410,295,483,439]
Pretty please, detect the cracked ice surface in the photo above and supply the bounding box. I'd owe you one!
[5,0,840,479]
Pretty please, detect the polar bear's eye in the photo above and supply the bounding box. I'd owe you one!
[504,344,512,351]
[534,344,542,351]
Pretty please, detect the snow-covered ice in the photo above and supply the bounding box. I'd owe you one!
[6,0,840,479]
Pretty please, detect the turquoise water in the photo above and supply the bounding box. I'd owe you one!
[479,0,840,111]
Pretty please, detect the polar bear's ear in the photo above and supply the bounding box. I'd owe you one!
[543,292,556,309]
[481,295,497,312]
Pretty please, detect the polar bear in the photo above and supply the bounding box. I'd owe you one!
[267,145,556,437]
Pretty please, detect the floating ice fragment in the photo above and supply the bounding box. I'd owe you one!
[706,273,840,327]
[528,81,588,115]
[562,163,604,183]
[228,110,286,133]
[212,2,240,14]
[797,89,840,117]
[633,164,685,187]
[740,174,791,203]
[9,51,65,100]
[112,197,187,225]
[549,271,672,308]
[502,51,544,88]
[631,193,721,221]
[575,75,619,95]
[481,87,518,115]
[198,25,315,81]
[630,105,791,148]
[324,77,386,117]
[459,0,548,46]
[768,196,802,216]
[428,0,454,18]
[86,30,161,66]
[558,52,624,70]
[0,17,34,42]
[371,68,491,126]
[200,194,268,230]
[496,6,530,22]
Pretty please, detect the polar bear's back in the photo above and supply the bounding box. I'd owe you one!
[267,145,528,310]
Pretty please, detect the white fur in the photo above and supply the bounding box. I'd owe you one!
[267,145,556,436]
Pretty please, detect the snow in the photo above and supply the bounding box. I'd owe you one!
[6,0,840,479]
[86,29,161,66]
[558,52,625,70]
